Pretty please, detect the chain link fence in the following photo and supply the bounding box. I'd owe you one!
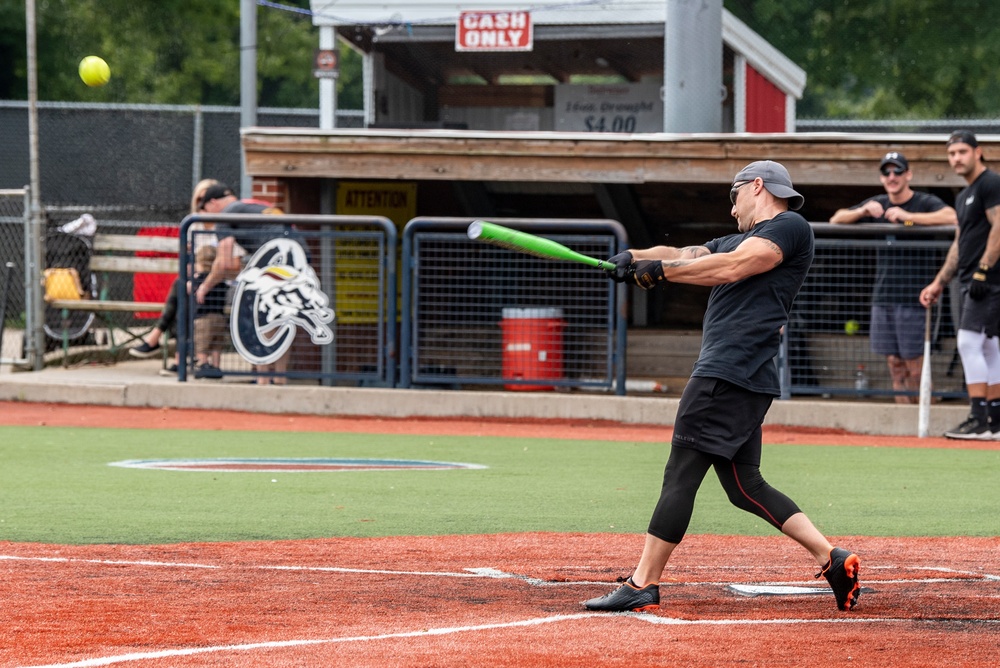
[785,223,963,400]
[0,101,362,213]
[0,190,28,366]
[176,215,397,386]
[400,218,628,393]
[40,215,183,359]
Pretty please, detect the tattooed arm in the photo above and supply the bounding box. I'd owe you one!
[635,236,783,287]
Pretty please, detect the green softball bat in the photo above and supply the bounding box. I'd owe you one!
[467,220,613,270]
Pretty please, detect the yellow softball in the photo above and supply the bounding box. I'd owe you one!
[79,56,111,87]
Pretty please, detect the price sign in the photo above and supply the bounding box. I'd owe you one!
[554,83,664,133]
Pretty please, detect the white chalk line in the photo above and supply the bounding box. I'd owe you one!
[16,614,597,668]
[0,555,220,569]
[2,554,997,587]
[20,611,998,668]
[7,554,999,668]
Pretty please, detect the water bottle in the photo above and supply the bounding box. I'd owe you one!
[854,364,869,392]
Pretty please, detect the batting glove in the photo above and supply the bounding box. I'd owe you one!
[606,251,634,283]
[632,260,666,290]
[969,264,990,300]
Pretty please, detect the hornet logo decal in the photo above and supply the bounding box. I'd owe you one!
[231,238,335,365]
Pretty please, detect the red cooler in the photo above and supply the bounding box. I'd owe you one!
[501,307,564,391]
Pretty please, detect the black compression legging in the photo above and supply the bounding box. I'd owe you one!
[154,279,180,334]
[647,444,802,544]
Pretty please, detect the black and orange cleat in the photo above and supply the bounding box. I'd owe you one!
[583,577,660,612]
[817,547,861,611]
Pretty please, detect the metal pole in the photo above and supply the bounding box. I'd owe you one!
[319,25,337,129]
[25,0,46,369]
[239,0,257,198]
[191,105,204,190]
[663,0,723,132]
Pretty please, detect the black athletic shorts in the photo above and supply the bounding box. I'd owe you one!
[671,376,773,460]
[959,283,1000,338]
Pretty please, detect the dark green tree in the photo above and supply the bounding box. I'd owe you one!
[0,0,360,109]
[5,0,1000,119]
[726,0,1000,118]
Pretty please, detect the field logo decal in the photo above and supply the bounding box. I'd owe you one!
[108,458,487,472]
[231,238,335,365]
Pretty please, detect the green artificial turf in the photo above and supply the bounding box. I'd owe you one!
[0,426,996,544]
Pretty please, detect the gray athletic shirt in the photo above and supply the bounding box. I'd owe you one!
[690,211,814,396]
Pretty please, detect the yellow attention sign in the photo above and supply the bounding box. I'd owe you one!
[335,182,416,323]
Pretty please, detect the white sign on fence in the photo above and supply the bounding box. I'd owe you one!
[554,83,664,133]
[455,11,533,51]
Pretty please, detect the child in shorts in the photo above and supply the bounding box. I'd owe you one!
[191,246,229,379]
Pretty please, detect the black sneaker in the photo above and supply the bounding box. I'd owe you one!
[194,363,223,380]
[128,341,161,359]
[583,578,659,612]
[816,547,861,611]
[943,414,991,440]
[158,364,178,377]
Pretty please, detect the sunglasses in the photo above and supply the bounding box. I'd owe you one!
[880,166,905,177]
[729,181,751,206]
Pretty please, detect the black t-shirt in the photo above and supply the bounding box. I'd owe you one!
[213,200,293,256]
[848,191,950,304]
[691,211,814,396]
[956,169,1000,284]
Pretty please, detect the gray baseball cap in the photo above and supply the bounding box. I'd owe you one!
[733,160,804,211]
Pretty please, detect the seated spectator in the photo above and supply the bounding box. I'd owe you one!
[130,179,220,375]
[195,183,295,385]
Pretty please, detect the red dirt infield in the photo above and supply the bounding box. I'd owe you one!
[1,402,998,667]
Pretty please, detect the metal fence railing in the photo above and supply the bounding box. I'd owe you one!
[0,189,29,365]
[783,223,962,400]
[177,214,397,386]
[400,217,628,394]
[9,203,969,402]
[40,217,183,355]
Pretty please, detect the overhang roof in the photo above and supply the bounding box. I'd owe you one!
[311,1,805,96]
[242,128,975,188]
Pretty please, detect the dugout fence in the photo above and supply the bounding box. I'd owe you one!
[783,223,963,401]
[177,214,397,386]
[400,217,629,394]
[10,205,970,401]
[0,189,31,366]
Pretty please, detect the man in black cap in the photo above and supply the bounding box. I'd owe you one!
[194,182,300,384]
[830,152,957,403]
[585,160,861,614]
[194,183,287,305]
[921,131,1000,439]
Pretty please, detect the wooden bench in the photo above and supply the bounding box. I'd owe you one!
[45,232,179,358]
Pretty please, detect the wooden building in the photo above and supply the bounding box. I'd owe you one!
[244,129,977,326]
[240,3,983,328]
[309,0,806,133]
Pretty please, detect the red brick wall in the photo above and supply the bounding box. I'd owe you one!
[250,178,289,211]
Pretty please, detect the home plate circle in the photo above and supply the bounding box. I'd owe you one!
[108,458,488,472]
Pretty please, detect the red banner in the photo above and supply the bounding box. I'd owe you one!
[456,11,533,52]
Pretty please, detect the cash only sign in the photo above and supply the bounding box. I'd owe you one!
[456,10,533,51]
